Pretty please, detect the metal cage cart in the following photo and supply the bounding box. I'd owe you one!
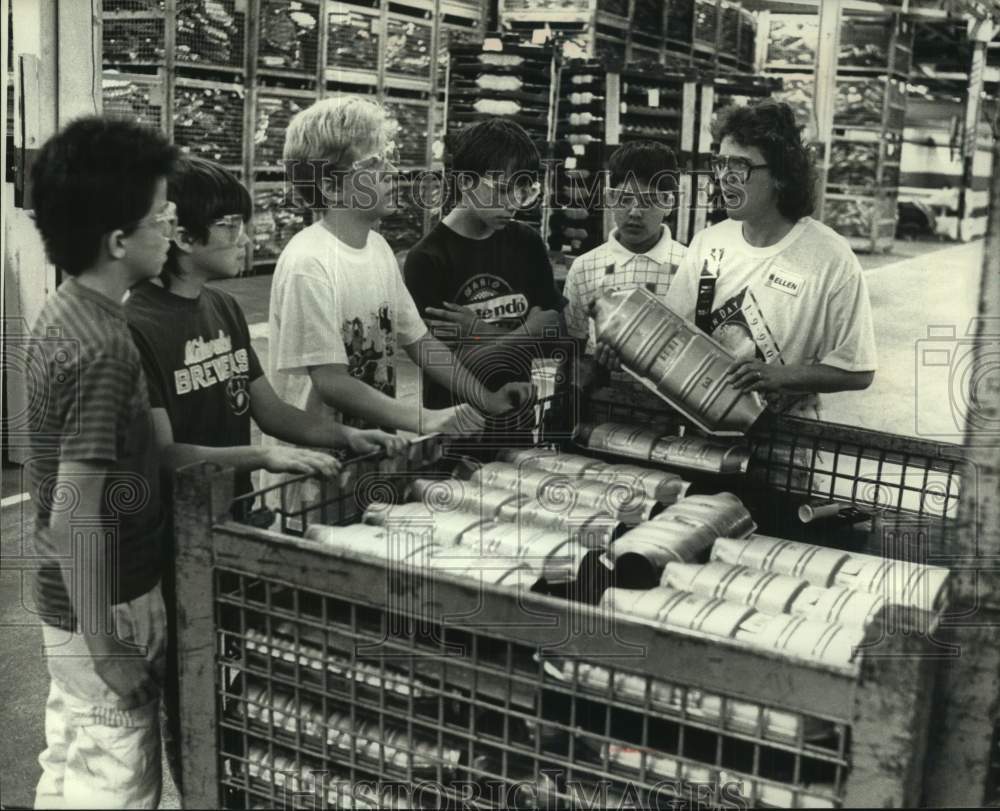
[174,384,975,808]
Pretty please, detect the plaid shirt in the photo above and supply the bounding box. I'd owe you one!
[564,226,687,354]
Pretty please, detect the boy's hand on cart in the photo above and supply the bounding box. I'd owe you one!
[344,427,409,457]
[594,340,623,371]
[425,302,479,338]
[424,404,486,435]
[261,447,342,477]
[727,359,788,394]
[485,381,537,414]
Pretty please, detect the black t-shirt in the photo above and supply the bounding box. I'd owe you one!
[126,281,265,500]
[403,221,563,409]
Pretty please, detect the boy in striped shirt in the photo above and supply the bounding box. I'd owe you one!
[25,117,177,808]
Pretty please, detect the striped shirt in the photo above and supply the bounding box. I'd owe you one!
[26,278,164,631]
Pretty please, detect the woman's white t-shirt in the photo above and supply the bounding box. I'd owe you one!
[663,216,877,421]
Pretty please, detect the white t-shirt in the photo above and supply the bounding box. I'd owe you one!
[267,221,426,426]
[263,222,427,513]
[664,217,877,421]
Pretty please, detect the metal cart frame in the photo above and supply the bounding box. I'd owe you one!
[173,397,986,808]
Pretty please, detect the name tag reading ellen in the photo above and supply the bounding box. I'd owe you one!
[764,268,804,297]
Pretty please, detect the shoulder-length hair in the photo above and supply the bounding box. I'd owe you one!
[713,100,817,221]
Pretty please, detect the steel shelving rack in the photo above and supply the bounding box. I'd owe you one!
[99,0,488,271]
[761,8,914,253]
[547,60,701,257]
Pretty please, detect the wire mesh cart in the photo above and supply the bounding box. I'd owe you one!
[174,391,974,809]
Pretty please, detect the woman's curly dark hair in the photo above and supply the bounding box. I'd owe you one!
[713,100,817,221]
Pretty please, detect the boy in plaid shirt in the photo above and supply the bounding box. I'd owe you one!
[563,141,686,387]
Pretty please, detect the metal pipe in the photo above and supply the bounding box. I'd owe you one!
[575,422,752,474]
[590,288,765,435]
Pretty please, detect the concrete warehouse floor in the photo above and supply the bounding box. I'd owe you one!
[0,236,986,808]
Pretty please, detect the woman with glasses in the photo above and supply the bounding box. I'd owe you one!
[662,100,877,423]
[403,120,564,435]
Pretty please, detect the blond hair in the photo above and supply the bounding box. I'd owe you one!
[283,96,397,165]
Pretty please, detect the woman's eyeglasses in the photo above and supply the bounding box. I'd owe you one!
[710,156,769,182]
[604,186,674,210]
[476,175,543,209]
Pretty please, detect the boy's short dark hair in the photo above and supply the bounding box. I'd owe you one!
[164,156,252,275]
[31,116,177,276]
[446,120,541,177]
[607,141,679,192]
[714,99,817,220]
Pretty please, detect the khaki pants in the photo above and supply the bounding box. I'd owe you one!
[34,585,167,810]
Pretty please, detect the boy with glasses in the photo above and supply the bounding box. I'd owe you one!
[563,141,686,385]
[25,116,177,808]
[403,119,564,425]
[127,156,403,497]
[269,98,529,504]
[125,156,405,796]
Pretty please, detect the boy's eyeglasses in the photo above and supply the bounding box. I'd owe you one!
[350,144,401,174]
[477,175,543,209]
[710,155,769,182]
[210,214,247,244]
[136,201,178,240]
[605,186,674,210]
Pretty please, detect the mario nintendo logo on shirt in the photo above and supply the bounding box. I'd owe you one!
[764,268,804,297]
[458,275,529,323]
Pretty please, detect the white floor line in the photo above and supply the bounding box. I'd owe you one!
[1,492,30,509]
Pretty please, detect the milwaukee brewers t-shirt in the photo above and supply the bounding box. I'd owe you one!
[663,216,877,421]
[126,280,264,499]
[403,220,563,409]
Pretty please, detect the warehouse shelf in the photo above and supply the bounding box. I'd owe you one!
[251,85,318,172]
[323,66,379,86]
[251,178,313,265]
[824,189,898,254]
[102,69,169,132]
[256,0,320,76]
[764,10,913,77]
[547,61,702,252]
[827,130,902,193]
[326,1,381,74]
[100,0,487,271]
[499,2,631,66]
[173,76,246,169]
